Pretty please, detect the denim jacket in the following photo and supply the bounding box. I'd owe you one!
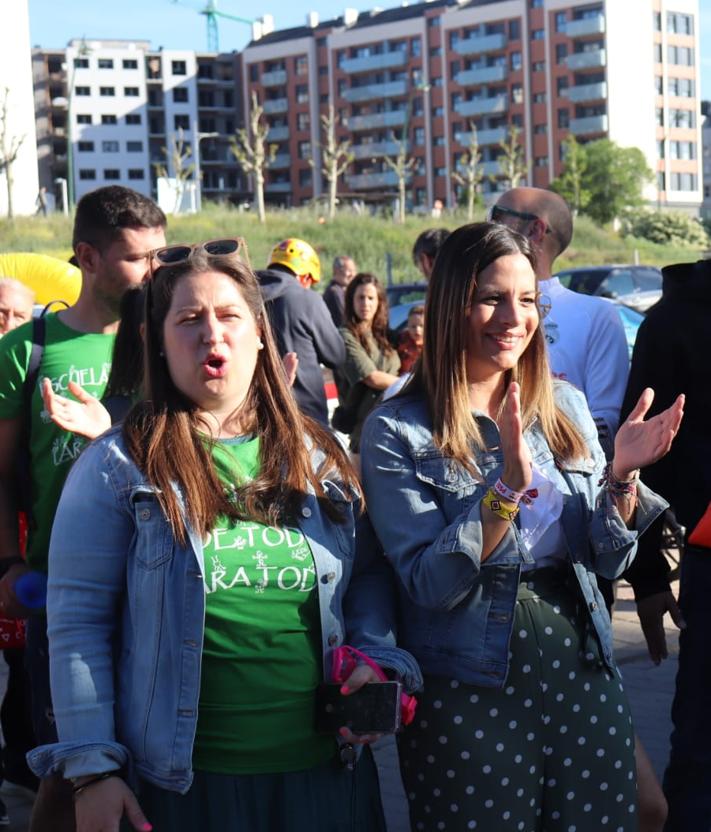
[360,381,667,688]
[28,427,422,793]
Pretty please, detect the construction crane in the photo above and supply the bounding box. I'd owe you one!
[171,0,253,52]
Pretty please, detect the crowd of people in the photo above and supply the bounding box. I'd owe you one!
[0,182,703,832]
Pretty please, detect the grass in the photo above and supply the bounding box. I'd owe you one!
[0,204,706,285]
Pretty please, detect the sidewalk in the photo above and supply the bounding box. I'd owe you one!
[0,579,680,831]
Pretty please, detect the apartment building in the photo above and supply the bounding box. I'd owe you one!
[241,0,702,212]
[32,40,245,208]
[702,100,711,219]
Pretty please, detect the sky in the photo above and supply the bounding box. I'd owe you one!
[27,0,711,100]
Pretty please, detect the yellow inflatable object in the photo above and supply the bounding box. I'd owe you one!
[0,253,81,306]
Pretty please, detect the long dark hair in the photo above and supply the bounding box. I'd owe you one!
[343,272,393,355]
[123,249,360,541]
[412,222,587,466]
[104,285,145,399]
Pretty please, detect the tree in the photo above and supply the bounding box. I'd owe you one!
[230,92,276,223]
[496,124,527,189]
[452,124,484,221]
[580,139,653,225]
[152,128,195,215]
[311,105,353,220]
[0,87,26,219]
[550,134,590,216]
[383,128,416,224]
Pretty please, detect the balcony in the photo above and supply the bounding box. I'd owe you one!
[343,80,408,103]
[457,159,500,177]
[456,127,507,147]
[454,33,507,57]
[566,15,605,37]
[269,153,291,169]
[455,95,507,117]
[570,114,608,135]
[346,171,399,189]
[347,110,407,131]
[564,81,607,103]
[265,181,292,193]
[340,51,408,74]
[351,140,401,159]
[263,98,288,114]
[262,69,287,87]
[455,65,507,87]
[267,126,289,141]
[567,49,606,71]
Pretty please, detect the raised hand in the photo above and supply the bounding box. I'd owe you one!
[41,377,112,441]
[499,382,532,493]
[613,388,684,481]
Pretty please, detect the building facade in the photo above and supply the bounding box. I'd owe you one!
[241,0,702,212]
[32,40,246,209]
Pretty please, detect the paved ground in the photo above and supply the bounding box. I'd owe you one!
[0,579,680,831]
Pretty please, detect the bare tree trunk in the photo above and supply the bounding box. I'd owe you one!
[398,175,406,224]
[467,183,474,221]
[5,168,12,219]
[329,163,337,220]
[255,169,266,223]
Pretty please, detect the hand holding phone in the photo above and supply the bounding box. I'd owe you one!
[314,680,402,737]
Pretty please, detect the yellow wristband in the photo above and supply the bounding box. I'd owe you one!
[482,488,520,522]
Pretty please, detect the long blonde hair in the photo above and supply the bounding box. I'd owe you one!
[411,222,587,468]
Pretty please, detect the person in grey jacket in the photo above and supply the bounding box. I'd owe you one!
[258,238,345,425]
[361,223,683,832]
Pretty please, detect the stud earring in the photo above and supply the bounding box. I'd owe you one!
[257,339,264,350]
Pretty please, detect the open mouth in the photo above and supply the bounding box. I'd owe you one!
[203,355,227,378]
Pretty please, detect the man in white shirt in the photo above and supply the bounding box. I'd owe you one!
[492,188,629,456]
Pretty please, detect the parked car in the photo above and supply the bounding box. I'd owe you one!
[386,282,427,331]
[554,265,662,312]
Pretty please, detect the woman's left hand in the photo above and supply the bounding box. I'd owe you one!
[338,663,384,746]
[612,388,684,480]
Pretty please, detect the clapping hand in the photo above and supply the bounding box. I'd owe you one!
[613,389,684,481]
[499,382,533,493]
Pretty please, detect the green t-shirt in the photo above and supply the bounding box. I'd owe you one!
[192,436,334,774]
[0,314,115,572]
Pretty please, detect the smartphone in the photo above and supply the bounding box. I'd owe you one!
[314,681,402,735]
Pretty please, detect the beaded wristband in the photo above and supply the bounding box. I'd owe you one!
[483,487,520,522]
[493,478,540,507]
[599,463,639,497]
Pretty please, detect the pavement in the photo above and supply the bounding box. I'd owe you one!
[0,579,680,831]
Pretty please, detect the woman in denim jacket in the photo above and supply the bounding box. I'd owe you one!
[361,223,683,832]
[28,242,421,832]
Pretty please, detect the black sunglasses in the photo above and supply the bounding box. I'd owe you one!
[151,238,246,267]
[489,205,553,235]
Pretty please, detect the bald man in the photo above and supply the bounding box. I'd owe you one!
[492,187,629,453]
[0,279,34,336]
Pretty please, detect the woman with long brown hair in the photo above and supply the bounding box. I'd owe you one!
[360,223,683,831]
[337,273,399,458]
[28,241,420,832]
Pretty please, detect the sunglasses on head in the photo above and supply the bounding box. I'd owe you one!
[151,238,247,267]
[489,205,552,236]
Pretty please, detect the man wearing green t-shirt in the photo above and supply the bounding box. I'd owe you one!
[0,185,166,832]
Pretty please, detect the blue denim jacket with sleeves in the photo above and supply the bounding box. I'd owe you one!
[27,427,422,793]
[360,381,667,688]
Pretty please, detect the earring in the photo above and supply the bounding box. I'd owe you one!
[159,349,165,357]
[257,339,264,350]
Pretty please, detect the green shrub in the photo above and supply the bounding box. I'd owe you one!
[621,208,709,248]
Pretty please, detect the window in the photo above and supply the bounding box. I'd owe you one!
[430,47,442,58]
[411,37,421,58]
[557,76,569,95]
[299,169,312,187]
[295,56,308,75]
[428,15,440,26]
[657,139,665,158]
[432,106,444,118]
[78,169,96,180]
[298,141,311,159]
[670,172,697,191]
[76,114,92,124]
[295,84,308,103]
[657,171,666,191]
[126,141,143,152]
[510,51,522,71]
[533,92,546,103]
[669,77,695,97]
[101,114,117,124]
[73,57,89,68]
[412,98,424,116]
[98,58,114,69]
[435,167,447,177]
[123,59,138,69]
[556,44,568,64]
[555,12,567,32]
[173,87,189,102]
[533,61,545,72]
[174,114,190,130]
[654,43,663,63]
[670,108,695,128]
[531,0,543,7]
[100,86,115,96]
[124,87,139,97]
[102,141,120,153]
[103,169,121,180]
[126,114,141,125]
[128,169,145,180]
[78,141,94,152]
[532,29,544,40]
[534,156,548,168]
[414,127,425,145]
[319,66,328,76]
[557,108,569,129]
[667,12,694,35]
[75,86,90,96]
[655,76,663,95]
[172,60,187,75]
[509,19,520,40]
[297,113,310,131]
[655,107,664,126]
[434,136,445,146]
[670,141,697,160]
[534,124,546,134]
[668,45,694,66]
[432,77,443,87]
[599,271,635,299]
[653,11,662,31]
[512,84,524,104]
